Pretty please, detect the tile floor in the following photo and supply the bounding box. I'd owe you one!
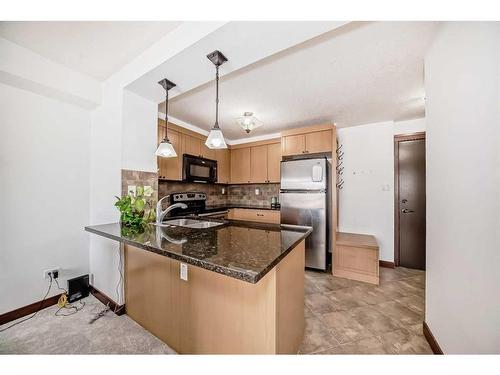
[299,266,432,354]
[0,267,431,354]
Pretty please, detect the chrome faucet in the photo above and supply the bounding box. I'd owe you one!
[156,195,188,224]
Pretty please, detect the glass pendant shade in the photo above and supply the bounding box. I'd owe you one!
[155,139,177,157]
[236,112,263,133]
[205,126,227,149]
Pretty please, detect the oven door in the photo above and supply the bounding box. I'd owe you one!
[182,154,217,183]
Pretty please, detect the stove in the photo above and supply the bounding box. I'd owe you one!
[168,192,206,217]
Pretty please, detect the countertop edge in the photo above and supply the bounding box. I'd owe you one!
[85,223,311,284]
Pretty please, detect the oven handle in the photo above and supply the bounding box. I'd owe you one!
[198,210,229,217]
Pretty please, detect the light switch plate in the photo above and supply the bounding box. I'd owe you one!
[143,186,153,197]
[180,263,188,281]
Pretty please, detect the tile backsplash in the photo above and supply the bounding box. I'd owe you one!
[121,169,280,208]
[158,181,227,207]
[158,180,280,208]
[227,184,280,208]
[121,169,158,202]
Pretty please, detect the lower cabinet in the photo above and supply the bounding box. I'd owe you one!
[228,208,280,224]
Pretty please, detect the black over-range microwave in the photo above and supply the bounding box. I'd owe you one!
[182,154,217,183]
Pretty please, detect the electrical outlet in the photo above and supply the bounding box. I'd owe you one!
[255,188,260,195]
[180,263,188,281]
[43,268,60,279]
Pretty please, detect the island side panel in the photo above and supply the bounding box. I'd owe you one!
[276,240,305,354]
[124,244,181,350]
[124,244,278,354]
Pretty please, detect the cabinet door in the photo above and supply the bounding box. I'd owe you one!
[201,143,216,160]
[250,145,268,183]
[305,130,332,153]
[215,149,231,184]
[267,143,281,183]
[230,148,251,183]
[183,134,202,157]
[282,134,305,156]
[162,129,182,180]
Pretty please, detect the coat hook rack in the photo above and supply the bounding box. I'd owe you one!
[336,141,344,190]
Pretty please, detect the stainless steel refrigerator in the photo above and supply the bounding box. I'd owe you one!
[280,157,330,270]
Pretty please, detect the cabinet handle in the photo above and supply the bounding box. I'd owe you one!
[257,214,264,217]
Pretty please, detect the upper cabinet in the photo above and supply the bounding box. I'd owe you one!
[267,143,281,183]
[182,134,201,157]
[250,145,268,183]
[182,133,216,160]
[230,147,251,184]
[231,140,282,184]
[281,124,334,156]
[216,149,231,184]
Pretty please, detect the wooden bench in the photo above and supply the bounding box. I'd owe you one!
[333,232,379,285]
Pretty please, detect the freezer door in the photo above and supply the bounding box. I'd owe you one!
[280,158,327,191]
[280,191,327,270]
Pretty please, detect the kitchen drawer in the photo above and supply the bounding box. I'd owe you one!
[229,208,280,224]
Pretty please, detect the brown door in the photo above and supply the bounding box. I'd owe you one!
[396,134,426,270]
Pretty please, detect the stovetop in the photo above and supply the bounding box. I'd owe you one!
[169,192,206,217]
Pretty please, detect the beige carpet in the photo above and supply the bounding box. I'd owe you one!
[0,295,175,354]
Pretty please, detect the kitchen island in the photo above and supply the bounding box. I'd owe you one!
[85,219,311,354]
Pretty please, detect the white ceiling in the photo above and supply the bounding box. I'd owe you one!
[161,22,439,140]
[0,21,181,80]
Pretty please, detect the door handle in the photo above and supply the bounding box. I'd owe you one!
[401,208,414,213]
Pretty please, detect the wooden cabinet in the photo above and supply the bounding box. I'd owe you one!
[157,124,182,180]
[182,134,202,157]
[281,125,334,156]
[267,143,281,183]
[305,130,333,153]
[250,145,268,183]
[201,144,216,160]
[333,232,379,285]
[215,149,231,184]
[234,141,281,184]
[230,148,251,183]
[282,134,306,156]
[228,208,280,224]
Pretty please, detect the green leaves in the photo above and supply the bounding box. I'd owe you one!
[115,187,156,228]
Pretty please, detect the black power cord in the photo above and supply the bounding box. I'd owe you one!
[0,274,54,332]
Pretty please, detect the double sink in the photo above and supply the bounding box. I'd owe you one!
[154,218,224,229]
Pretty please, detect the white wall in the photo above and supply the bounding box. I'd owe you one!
[337,121,395,262]
[394,117,425,135]
[122,90,158,173]
[425,22,500,353]
[0,83,90,313]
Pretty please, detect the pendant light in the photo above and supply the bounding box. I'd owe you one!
[155,78,177,158]
[205,50,228,149]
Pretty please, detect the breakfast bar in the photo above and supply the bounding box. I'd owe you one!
[85,219,311,354]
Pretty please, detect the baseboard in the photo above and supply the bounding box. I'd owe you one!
[89,285,126,316]
[379,260,395,268]
[423,321,444,354]
[0,293,62,326]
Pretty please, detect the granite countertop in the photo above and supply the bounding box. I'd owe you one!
[85,220,310,284]
[203,204,280,212]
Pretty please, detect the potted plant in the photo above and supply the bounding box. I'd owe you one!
[115,186,156,232]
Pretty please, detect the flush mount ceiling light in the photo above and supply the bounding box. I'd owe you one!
[205,50,228,149]
[155,78,177,158]
[236,112,263,134]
